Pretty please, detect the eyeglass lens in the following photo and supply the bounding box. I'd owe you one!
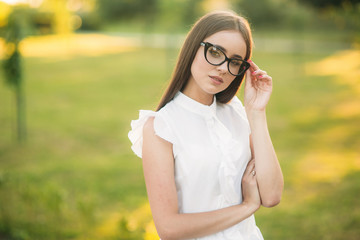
[205,44,248,76]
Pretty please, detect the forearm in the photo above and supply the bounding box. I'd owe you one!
[247,110,284,207]
[154,203,258,240]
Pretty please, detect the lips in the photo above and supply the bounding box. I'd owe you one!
[209,75,224,84]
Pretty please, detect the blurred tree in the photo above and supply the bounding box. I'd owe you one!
[182,0,204,26]
[0,2,12,29]
[297,0,360,9]
[96,0,159,34]
[297,0,360,31]
[231,0,286,27]
[41,0,73,35]
[2,8,28,143]
[157,0,204,31]
[77,11,102,31]
[97,0,159,22]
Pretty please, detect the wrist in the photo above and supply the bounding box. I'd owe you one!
[245,109,266,125]
[241,201,260,215]
[245,107,266,116]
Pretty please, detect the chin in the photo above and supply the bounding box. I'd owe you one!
[201,88,220,96]
[203,85,228,95]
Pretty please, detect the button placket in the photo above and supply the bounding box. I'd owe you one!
[207,115,240,205]
[205,116,220,149]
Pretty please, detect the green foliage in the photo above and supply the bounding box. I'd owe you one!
[295,0,360,31]
[232,0,285,27]
[96,0,204,33]
[2,7,24,87]
[3,6,43,38]
[297,0,360,9]
[97,0,159,22]
[323,2,360,31]
[231,0,360,33]
[2,6,28,143]
[2,48,22,87]
[4,8,27,43]
[231,0,316,29]
[178,0,204,26]
[77,11,102,31]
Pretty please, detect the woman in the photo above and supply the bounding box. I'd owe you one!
[129,10,283,240]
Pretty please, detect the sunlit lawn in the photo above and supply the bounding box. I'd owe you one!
[0,33,359,239]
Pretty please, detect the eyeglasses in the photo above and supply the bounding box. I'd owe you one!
[200,42,250,76]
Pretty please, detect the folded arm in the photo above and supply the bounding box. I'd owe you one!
[142,117,260,240]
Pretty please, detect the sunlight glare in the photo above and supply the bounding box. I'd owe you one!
[202,0,231,12]
[0,0,43,7]
[0,0,26,5]
[0,34,139,59]
[306,49,360,93]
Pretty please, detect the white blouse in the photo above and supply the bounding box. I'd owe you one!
[128,91,264,240]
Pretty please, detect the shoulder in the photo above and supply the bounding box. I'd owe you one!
[143,109,175,146]
[143,116,173,147]
[128,106,175,158]
[143,116,155,136]
[219,95,246,116]
[157,100,177,117]
[229,95,245,109]
[142,116,174,164]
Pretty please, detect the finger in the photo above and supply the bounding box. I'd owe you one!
[248,158,255,165]
[251,69,267,78]
[256,74,272,81]
[248,60,260,72]
[250,162,256,175]
[245,69,253,88]
[250,169,256,177]
[260,76,273,87]
[244,159,256,174]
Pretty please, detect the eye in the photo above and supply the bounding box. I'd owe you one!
[208,47,222,58]
[230,59,242,66]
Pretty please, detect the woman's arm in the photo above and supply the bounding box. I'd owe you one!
[248,113,283,207]
[142,117,261,240]
[244,61,284,208]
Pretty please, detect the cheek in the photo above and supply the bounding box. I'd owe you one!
[224,75,237,85]
[221,76,237,91]
[191,52,211,77]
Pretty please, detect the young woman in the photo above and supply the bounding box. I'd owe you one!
[129,10,283,240]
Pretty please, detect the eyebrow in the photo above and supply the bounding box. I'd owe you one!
[213,43,244,60]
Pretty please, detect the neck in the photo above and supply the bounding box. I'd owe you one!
[182,78,214,106]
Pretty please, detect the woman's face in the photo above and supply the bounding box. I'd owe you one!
[185,30,247,102]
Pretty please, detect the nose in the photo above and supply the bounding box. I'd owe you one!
[216,61,228,74]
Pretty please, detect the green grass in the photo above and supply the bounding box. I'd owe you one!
[0,35,359,239]
[0,48,176,239]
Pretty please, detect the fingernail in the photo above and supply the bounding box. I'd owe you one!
[258,75,263,78]
[249,60,253,63]
[252,71,256,75]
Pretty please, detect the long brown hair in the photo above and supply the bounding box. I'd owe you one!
[156,10,253,111]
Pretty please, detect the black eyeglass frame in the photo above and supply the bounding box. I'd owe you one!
[200,42,250,76]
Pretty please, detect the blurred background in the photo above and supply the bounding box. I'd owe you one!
[0,0,359,239]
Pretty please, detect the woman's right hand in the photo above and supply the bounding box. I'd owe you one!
[241,159,261,212]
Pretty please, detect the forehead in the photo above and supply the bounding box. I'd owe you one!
[203,30,247,58]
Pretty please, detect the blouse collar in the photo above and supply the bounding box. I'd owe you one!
[174,91,217,118]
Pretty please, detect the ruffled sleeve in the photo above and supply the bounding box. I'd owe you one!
[128,110,174,158]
